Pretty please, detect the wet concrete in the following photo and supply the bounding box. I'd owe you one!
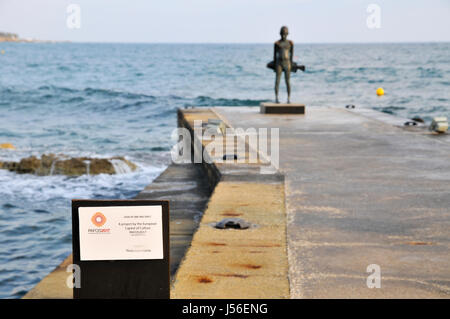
[214,106,450,298]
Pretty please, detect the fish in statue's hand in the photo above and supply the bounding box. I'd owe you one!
[267,60,305,73]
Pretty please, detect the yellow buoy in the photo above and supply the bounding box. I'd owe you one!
[0,50,4,55]
[376,87,384,96]
[0,143,15,150]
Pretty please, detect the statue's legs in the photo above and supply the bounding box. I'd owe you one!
[275,65,282,104]
[284,68,291,104]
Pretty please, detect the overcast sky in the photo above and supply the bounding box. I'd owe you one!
[0,0,449,43]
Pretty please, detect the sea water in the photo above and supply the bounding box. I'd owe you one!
[0,42,449,298]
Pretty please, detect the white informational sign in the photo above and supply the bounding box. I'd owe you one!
[78,205,164,261]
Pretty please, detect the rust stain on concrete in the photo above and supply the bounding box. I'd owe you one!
[236,263,262,270]
[213,273,249,279]
[405,241,434,246]
[197,276,213,284]
[205,242,227,246]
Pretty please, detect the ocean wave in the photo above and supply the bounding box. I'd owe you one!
[417,67,443,78]
[373,106,406,115]
[38,85,77,93]
[83,87,155,99]
[1,85,267,109]
[0,164,164,201]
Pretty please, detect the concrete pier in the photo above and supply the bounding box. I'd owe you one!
[24,106,450,298]
[172,108,289,298]
[210,106,450,298]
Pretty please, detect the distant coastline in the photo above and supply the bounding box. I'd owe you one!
[0,31,66,43]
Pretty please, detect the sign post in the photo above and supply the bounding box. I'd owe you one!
[72,200,170,299]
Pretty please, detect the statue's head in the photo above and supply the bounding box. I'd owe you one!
[280,26,289,40]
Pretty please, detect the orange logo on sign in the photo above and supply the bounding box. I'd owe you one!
[91,212,107,227]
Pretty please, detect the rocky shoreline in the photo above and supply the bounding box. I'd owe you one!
[0,154,137,176]
[0,31,61,43]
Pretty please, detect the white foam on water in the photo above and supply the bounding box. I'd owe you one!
[110,158,133,175]
[0,164,165,202]
[82,160,91,176]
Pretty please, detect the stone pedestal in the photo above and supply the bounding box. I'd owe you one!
[260,102,305,114]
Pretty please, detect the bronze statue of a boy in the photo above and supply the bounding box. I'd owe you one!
[267,26,305,103]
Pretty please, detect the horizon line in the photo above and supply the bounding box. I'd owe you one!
[7,40,450,45]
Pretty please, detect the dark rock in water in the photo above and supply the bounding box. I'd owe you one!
[411,116,425,123]
[0,154,137,176]
[17,156,42,174]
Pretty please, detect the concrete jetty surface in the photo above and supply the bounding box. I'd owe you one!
[172,108,289,298]
[24,106,450,298]
[212,106,450,298]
